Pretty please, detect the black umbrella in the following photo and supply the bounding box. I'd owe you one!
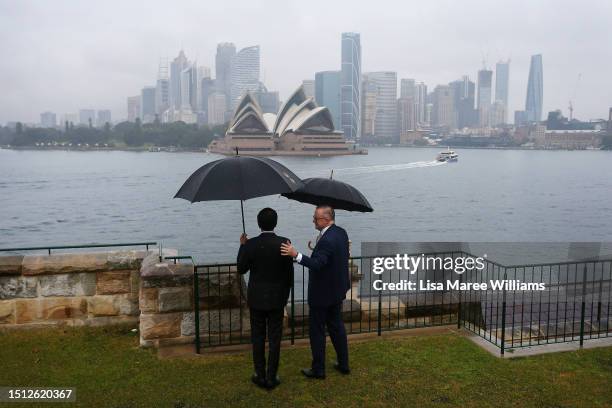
[174,149,303,233]
[282,173,373,212]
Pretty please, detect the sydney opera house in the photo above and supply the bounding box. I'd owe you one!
[208,86,366,156]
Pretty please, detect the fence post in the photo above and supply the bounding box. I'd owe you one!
[193,266,201,354]
[500,270,507,356]
[579,264,587,348]
[290,284,295,345]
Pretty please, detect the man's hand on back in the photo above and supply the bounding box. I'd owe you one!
[280,242,297,258]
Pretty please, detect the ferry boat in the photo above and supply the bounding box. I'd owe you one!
[436,148,458,162]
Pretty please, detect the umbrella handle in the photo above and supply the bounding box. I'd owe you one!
[240,200,246,234]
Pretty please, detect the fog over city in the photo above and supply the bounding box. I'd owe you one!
[1,0,611,124]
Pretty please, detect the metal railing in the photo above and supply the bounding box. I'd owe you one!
[0,242,158,255]
[191,251,612,355]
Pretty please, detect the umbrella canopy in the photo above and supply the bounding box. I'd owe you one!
[174,154,303,232]
[282,177,373,212]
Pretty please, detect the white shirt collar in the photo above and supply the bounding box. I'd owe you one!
[319,224,333,236]
[261,230,275,234]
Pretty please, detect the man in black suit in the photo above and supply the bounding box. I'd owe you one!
[280,205,351,379]
[237,208,294,390]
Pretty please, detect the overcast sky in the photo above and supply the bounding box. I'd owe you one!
[1,0,611,124]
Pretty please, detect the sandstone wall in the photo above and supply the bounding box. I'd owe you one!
[0,251,147,328]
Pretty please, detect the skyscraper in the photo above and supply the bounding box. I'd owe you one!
[127,96,141,122]
[477,69,493,127]
[414,82,427,127]
[397,97,416,136]
[200,78,216,122]
[449,76,476,129]
[141,87,156,123]
[495,60,510,124]
[301,80,315,98]
[170,50,189,110]
[155,58,170,115]
[208,93,227,125]
[400,79,416,99]
[315,70,341,128]
[361,76,377,140]
[363,71,398,140]
[525,54,543,123]
[215,43,236,111]
[230,45,260,110]
[432,85,456,129]
[341,32,361,140]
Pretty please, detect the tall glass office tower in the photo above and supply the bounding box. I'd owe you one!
[525,54,543,122]
[341,32,361,140]
[229,45,260,111]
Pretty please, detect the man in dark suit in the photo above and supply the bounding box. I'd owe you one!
[280,205,350,379]
[237,208,294,390]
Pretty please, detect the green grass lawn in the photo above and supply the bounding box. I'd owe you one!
[1,325,611,408]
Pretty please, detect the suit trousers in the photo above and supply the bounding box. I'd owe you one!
[249,308,284,379]
[309,301,349,374]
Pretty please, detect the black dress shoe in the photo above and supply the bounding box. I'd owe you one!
[333,362,350,375]
[265,376,281,390]
[251,374,267,388]
[301,368,326,379]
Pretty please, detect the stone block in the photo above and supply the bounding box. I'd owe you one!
[0,300,15,324]
[87,296,119,317]
[0,255,23,275]
[118,294,139,316]
[129,270,140,296]
[96,271,131,295]
[181,308,250,336]
[0,276,38,299]
[22,253,108,276]
[139,288,158,313]
[106,251,145,271]
[140,312,182,340]
[158,287,192,312]
[16,298,88,323]
[39,273,96,297]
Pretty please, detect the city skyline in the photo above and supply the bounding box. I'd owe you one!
[1,0,611,124]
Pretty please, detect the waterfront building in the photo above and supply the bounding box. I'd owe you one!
[302,80,315,98]
[60,113,78,127]
[200,78,216,123]
[209,86,361,156]
[397,97,416,137]
[155,58,170,115]
[432,85,456,130]
[515,110,528,127]
[449,76,476,129]
[40,112,56,128]
[415,82,428,127]
[341,32,361,140]
[215,43,236,111]
[539,129,604,149]
[170,50,189,111]
[207,93,227,125]
[96,110,111,127]
[361,76,377,140]
[141,86,156,123]
[477,69,493,127]
[79,109,95,126]
[230,45,260,111]
[489,101,505,127]
[525,54,544,123]
[364,71,398,140]
[495,60,510,124]
[425,103,433,126]
[314,70,341,128]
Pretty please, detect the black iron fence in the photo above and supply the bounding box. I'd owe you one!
[192,252,612,355]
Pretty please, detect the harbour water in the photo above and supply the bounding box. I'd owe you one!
[1,147,612,263]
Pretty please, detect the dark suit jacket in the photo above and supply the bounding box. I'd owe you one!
[298,224,350,307]
[237,232,294,311]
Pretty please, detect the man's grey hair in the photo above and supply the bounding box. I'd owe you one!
[316,205,335,221]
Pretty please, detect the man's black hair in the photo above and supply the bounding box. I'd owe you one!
[257,207,278,231]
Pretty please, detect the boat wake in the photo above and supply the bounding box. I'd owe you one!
[310,160,445,177]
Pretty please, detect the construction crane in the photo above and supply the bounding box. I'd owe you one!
[568,73,582,121]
